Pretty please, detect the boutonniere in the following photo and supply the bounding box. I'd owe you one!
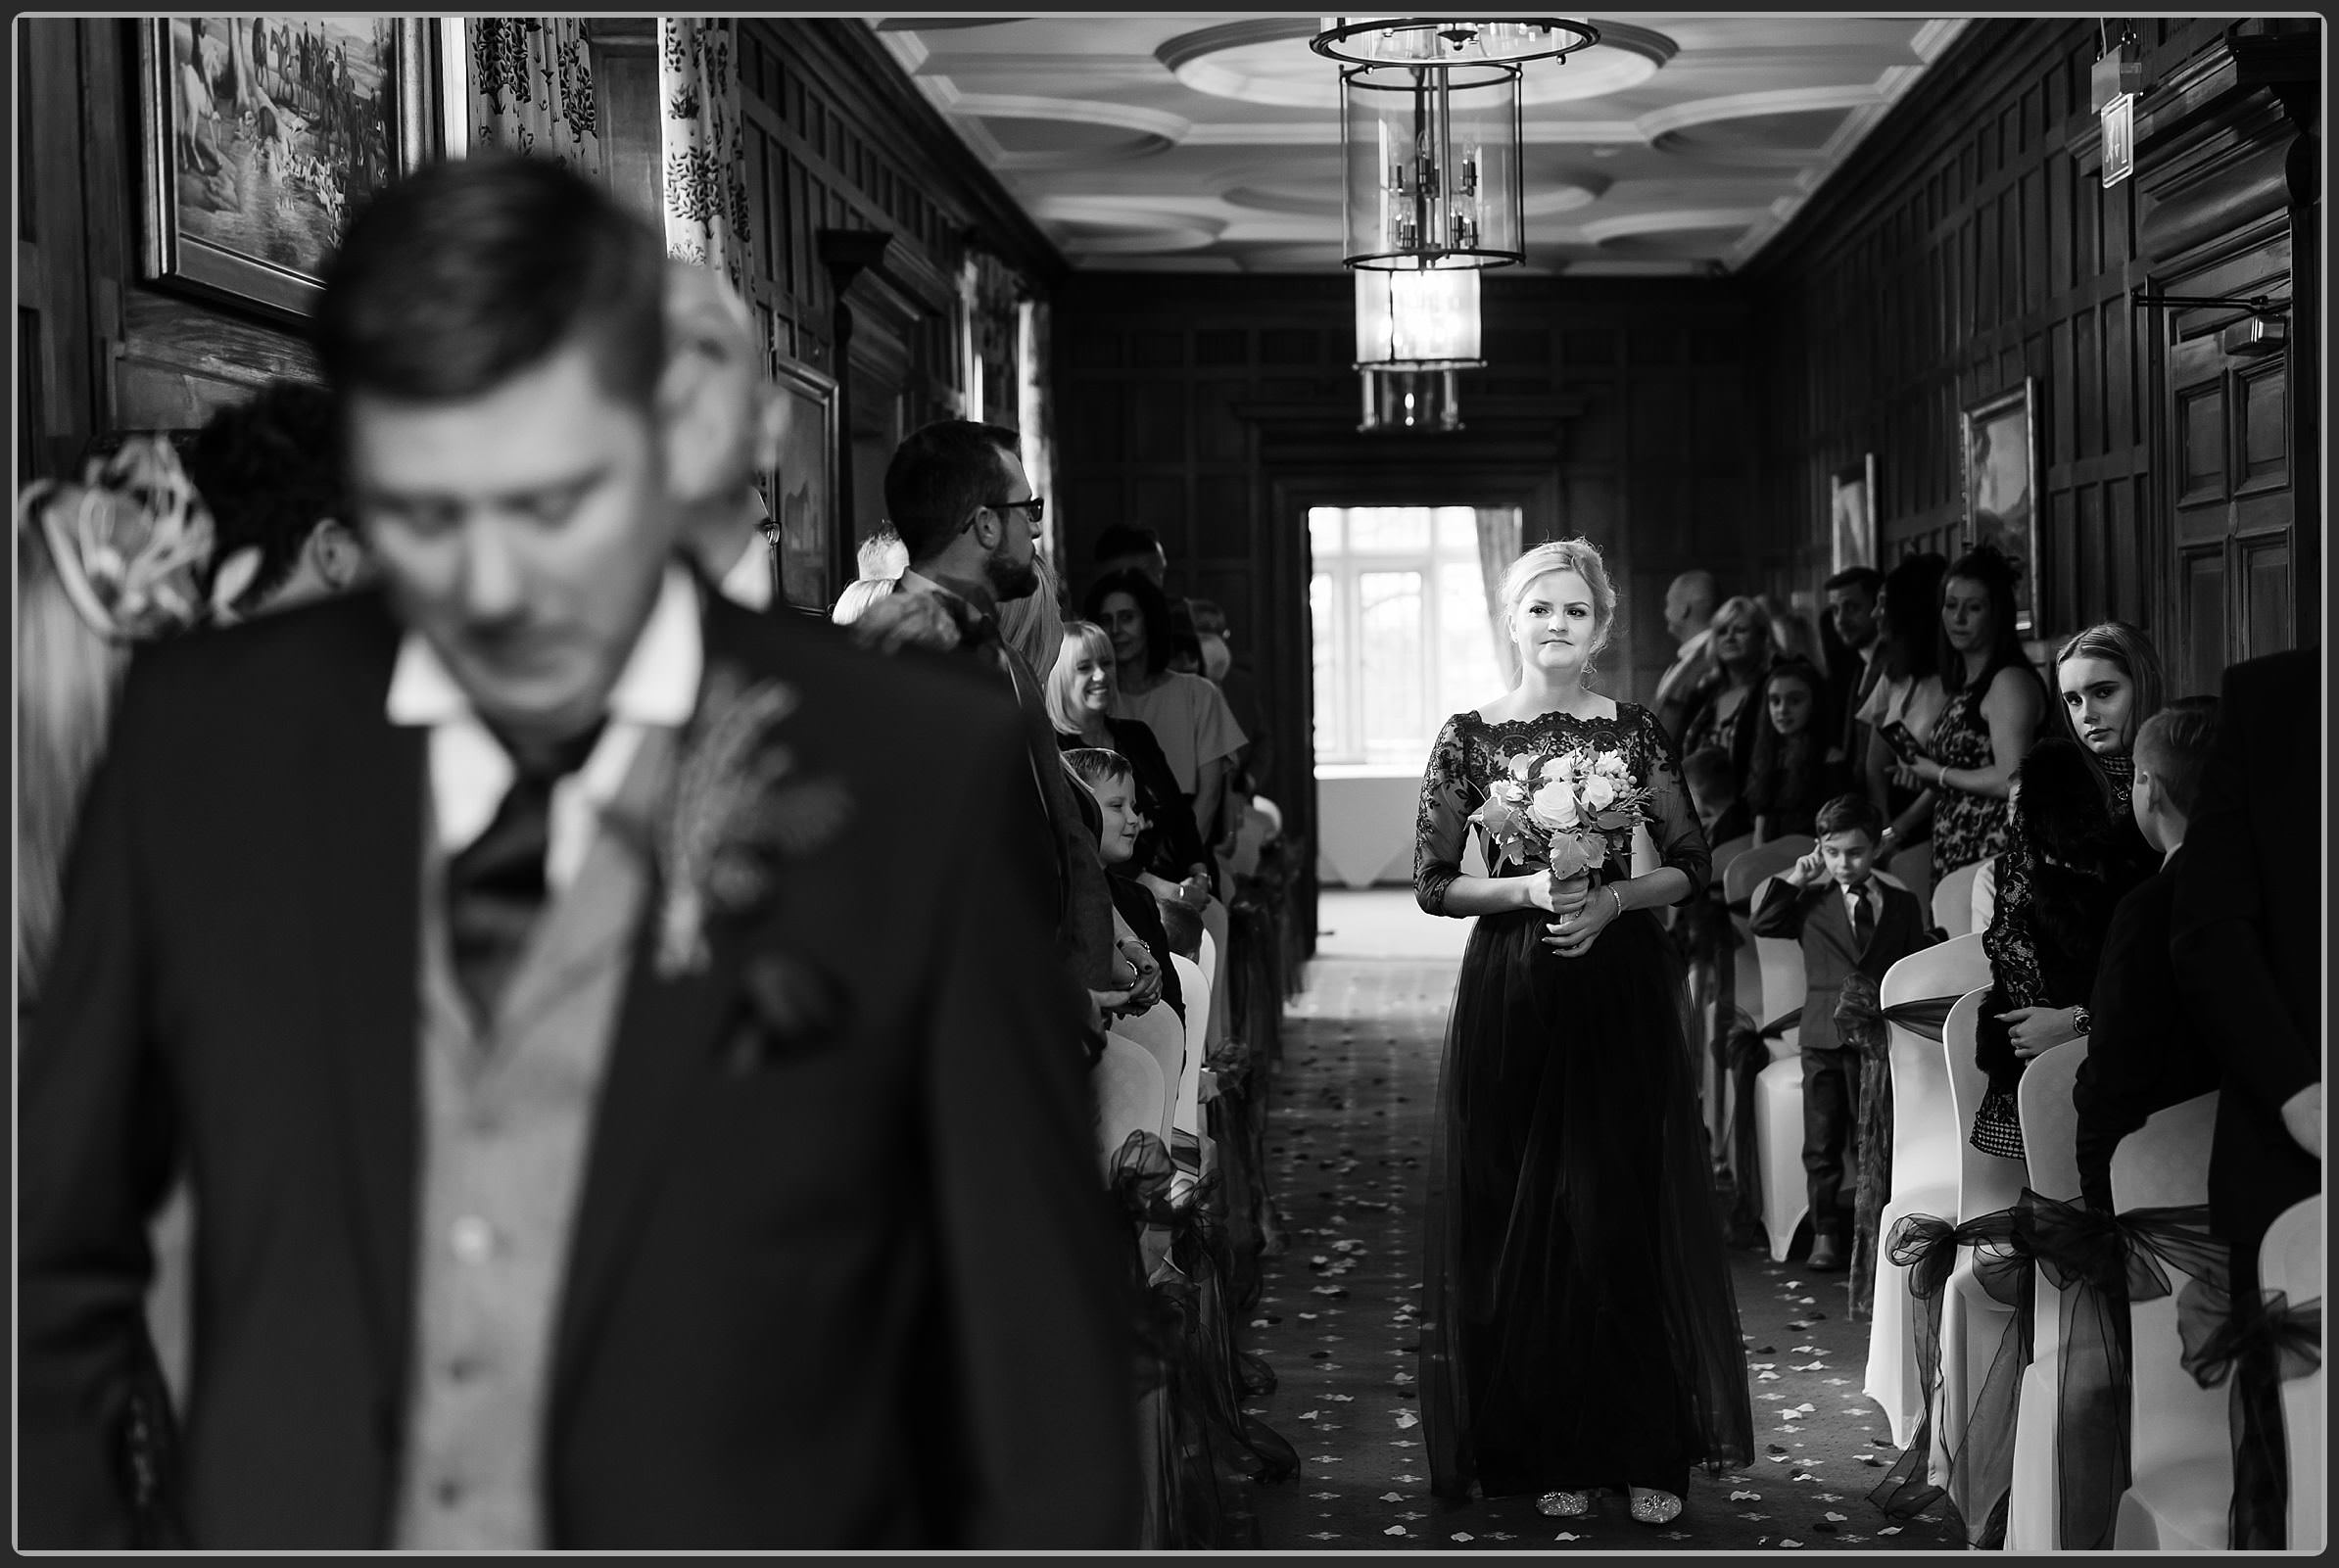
[652,662,853,979]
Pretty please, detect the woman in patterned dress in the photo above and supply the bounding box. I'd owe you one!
[1900,544,2047,882]
[1412,539,1751,1528]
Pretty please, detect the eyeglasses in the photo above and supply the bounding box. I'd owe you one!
[981,496,1045,526]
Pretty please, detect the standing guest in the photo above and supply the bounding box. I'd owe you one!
[1187,597,1273,800]
[1823,566,1886,767]
[1968,738,2123,1162]
[180,378,372,617]
[828,574,897,625]
[1091,522,1169,587]
[661,263,784,608]
[998,540,1067,683]
[1651,568,1719,740]
[2049,620,2165,883]
[2171,648,2320,1551]
[2071,699,2221,1214]
[1897,544,2045,884]
[1047,620,1212,917]
[1083,569,1245,852]
[1683,745,1752,850]
[1679,595,1774,787]
[1751,793,1931,1270]
[20,152,1139,1550]
[879,419,1123,1004]
[1744,658,1842,844]
[1856,552,1949,879]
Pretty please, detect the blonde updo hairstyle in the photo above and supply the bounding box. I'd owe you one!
[1498,537,1617,677]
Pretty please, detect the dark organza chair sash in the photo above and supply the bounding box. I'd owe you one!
[2176,1280,2321,1550]
[1880,993,1961,1041]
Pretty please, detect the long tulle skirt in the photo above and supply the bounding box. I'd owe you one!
[1422,904,1754,1502]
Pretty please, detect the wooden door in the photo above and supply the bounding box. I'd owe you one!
[2162,224,2299,698]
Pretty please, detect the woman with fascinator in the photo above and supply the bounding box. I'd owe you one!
[1411,539,1751,1528]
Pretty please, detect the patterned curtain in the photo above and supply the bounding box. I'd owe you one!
[658,19,754,295]
[1017,298,1059,557]
[1476,505,1524,686]
[466,19,600,175]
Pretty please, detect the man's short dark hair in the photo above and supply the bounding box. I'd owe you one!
[315,152,667,412]
[1081,568,1176,680]
[1681,746,1736,798]
[1814,792,1884,841]
[1823,565,1883,598]
[2134,695,2220,820]
[883,419,1021,565]
[182,378,346,604]
[1091,523,1163,564]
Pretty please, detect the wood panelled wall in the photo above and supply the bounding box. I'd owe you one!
[1050,272,1759,879]
[1743,16,2318,692]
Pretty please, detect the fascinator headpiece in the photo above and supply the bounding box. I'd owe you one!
[17,436,261,641]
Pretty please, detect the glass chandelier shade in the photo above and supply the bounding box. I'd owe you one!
[1355,266,1483,371]
[1312,15,1599,69]
[1359,368,1463,432]
[1341,62,1523,269]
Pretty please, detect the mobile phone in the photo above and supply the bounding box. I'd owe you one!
[1880,720,1922,763]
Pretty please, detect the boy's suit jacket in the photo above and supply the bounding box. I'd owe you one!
[1749,874,1929,1053]
[20,585,1139,1549]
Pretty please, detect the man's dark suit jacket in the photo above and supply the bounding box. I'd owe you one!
[2171,646,2322,1254]
[2073,849,2219,1214]
[20,586,1140,1548]
[1750,874,1930,1054]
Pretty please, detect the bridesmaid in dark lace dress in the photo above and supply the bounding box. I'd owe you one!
[1413,539,1752,1528]
[1902,544,2047,882]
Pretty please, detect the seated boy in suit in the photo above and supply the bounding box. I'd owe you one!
[2071,699,2221,1213]
[1751,793,1932,1270]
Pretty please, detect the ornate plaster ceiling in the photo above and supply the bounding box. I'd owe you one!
[869,14,1967,274]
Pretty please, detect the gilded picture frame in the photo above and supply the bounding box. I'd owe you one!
[1960,377,2040,632]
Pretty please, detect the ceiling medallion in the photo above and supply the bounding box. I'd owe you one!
[1310,16,1599,69]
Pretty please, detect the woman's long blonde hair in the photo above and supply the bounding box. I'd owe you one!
[17,518,132,999]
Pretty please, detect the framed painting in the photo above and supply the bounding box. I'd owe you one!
[1960,378,2040,632]
[138,18,446,320]
[1829,451,1877,577]
[762,357,840,614]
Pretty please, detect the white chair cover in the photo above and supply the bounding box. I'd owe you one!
[1931,861,1981,937]
[1170,954,1208,1139]
[2111,1092,2227,1550]
[1114,1002,1184,1146]
[1970,858,1997,934]
[2003,1038,2090,1549]
[2260,1196,2323,1553]
[1094,1036,1168,1179]
[1863,932,1989,1447]
[1933,987,2030,1484]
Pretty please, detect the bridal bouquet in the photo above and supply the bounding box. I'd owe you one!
[1469,744,1653,883]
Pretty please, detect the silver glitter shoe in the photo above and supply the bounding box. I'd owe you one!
[1536,1491,1592,1518]
[1628,1488,1683,1525]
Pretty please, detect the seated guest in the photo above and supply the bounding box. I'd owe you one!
[1751,793,1933,1270]
[2050,620,2166,885]
[1064,748,1184,1023]
[1684,745,1751,848]
[1083,569,1246,852]
[1969,738,2124,1162]
[1680,594,1774,788]
[1745,658,1843,843]
[2071,699,2221,1213]
[1047,621,1212,916]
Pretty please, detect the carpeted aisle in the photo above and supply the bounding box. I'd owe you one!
[1242,891,1961,1550]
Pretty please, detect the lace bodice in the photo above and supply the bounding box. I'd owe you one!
[1413,703,1710,917]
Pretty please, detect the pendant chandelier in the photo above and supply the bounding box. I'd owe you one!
[1338,60,1524,269]
[1359,369,1463,433]
[1311,15,1599,69]
[1355,266,1483,371]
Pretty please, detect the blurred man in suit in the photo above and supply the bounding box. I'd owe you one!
[1822,565,1884,766]
[20,153,1137,1550]
[1652,568,1719,740]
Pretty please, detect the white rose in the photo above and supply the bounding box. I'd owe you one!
[1596,749,1628,778]
[1530,778,1580,832]
[1508,753,1535,783]
[1583,775,1617,811]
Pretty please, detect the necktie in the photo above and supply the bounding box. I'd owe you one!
[446,723,603,1028]
[1847,880,1876,949]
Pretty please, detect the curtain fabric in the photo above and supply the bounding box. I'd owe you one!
[657,19,754,296]
[467,20,599,176]
[1017,299,1060,557]
[1474,505,1524,687]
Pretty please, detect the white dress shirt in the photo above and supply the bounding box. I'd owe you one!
[386,566,703,889]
